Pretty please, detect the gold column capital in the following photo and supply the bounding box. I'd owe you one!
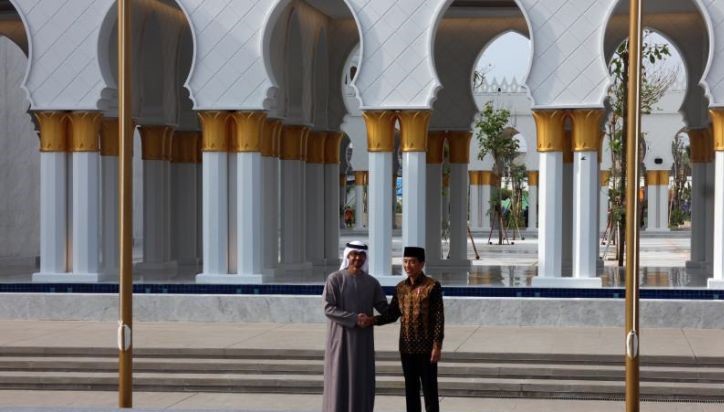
[427,131,446,164]
[571,109,605,152]
[354,171,368,185]
[447,130,472,164]
[100,118,119,156]
[35,111,69,152]
[363,111,396,152]
[171,131,200,163]
[398,110,431,152]
[709,109,724,151]
[261,118,281,157]
[656,170,669,186]
[300,127,311,161]
[271,120,283,158]
[527,171,539,186]
[600,170,611,187]
[533,110,567,152]
[646,170,659,186]
[469,171,482,185]
[69,112,102,152]
[279,125,308,161]
[563,130,573,164]
[230,111,266,153]
[139,125,171,160]
[198,111,229,152]
[306,131,327,164]
[688,128,714,163]
[480,171,498,186]
[162,128,175,161]
[324,132,344,164]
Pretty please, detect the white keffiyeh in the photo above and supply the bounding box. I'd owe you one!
[339,240,369,273]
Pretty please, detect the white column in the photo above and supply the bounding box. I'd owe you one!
[599,180,609,235]
[368,152,393,277]
[448,164,468,262]
[234,152,263,280]
[426,164,443,264]
[197,152,228,279]
[572,151,601,285]
[280,159,307,267]
[227,155,237,273]
[262,156,279,272]
[34,153,68,279]
[305,162,326,265]
[561,162,573,275]
[162,153,172,263]
[325,165,341,267]
[101,155,118,276]
[659,182,670,230]
[705,162,715,273]
[171,162,198,266]
[71,152,100,279]
[339,174,347,230]
[688,163,707,269]
[527,185,538,232]
[142,160,168,268]
[469,183,481,230]
[481,183,492,232]
[709,151,724,288]
[196,163,203,264]
[354,183,366,230]
[402,152,426,247]
[533,152,563,284]
[646,182,659,231]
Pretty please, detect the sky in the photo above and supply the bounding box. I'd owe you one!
[475,31,685,86]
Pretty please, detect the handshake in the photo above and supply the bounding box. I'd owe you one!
[356,313,374,328]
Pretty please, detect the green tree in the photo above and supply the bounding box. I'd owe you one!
[507,162,528,237]
[474,101,518,244]
[606,31,676,265]
[669,133,691,227]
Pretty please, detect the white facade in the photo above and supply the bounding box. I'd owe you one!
[0,0,721,287]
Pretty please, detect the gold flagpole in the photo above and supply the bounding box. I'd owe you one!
[625,0,643,410]
[118,0,133,407]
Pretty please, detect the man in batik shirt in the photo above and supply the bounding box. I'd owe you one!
[375,246,444,412]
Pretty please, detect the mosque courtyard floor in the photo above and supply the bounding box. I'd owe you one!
[0,230,706,288]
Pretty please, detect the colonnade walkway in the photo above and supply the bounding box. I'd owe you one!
[0,320,723,411]
[0,231,698,287]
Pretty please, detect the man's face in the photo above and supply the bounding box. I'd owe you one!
[403,257,424,277]
[348,251,366,270]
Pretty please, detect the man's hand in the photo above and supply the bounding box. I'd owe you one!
[356,313,373,328]
[430,346,441,363]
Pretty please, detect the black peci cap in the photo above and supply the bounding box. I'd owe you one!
[403,246,425,262]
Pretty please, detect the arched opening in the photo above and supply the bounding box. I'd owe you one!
[602,2,707,281]
[0,1,37,271]
[311,28,329,128]
[284,10,305,123]
[0,34,38,268]
[474,31,531,90]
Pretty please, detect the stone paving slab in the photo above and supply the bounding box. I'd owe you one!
[2,321,724,360]
[1,321,724,410]
[1,392,724,411]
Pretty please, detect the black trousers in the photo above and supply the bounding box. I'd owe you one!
[400,353,439,412]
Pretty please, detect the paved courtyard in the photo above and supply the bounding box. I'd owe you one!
[0,231,700,288]
[0,320,723,411]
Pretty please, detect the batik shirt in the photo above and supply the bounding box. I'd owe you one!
[375,273,445,354]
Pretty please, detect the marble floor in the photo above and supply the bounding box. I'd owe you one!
[0,230,712,288]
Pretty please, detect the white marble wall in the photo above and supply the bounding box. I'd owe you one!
[1,294,723,329]
[0,38,39,262]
